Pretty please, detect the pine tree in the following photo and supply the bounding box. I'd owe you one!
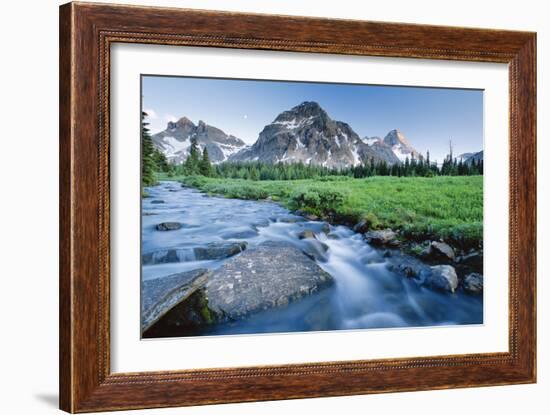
[249,166,260,181]
[184,137,201,175]
[199,147,214,177]
[141,111,157,187]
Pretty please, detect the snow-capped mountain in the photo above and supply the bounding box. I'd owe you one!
[229,101,399,168]
[380,129,423,162]
[458,150,483,165]
[151,117,246,164]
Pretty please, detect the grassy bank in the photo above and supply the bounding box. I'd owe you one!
[161,173,483,247]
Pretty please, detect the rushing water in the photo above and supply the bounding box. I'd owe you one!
[142,181,483,336]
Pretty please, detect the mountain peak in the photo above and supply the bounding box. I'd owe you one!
[230,101,401,168]
[275,101,327,121]
[383,129,409,146]
[168,116,195,130]
[382,129,422,161]
[152,116,246,164]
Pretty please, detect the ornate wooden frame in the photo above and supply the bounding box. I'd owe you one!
[59,2,536,412]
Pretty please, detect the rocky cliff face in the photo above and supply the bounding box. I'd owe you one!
[230,101,400,168]
[152,117,247,164]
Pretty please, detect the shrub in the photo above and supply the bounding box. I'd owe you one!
[289,187,347,216]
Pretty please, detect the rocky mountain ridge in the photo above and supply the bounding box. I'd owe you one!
[152,117,247,164]
[151,101,480,168]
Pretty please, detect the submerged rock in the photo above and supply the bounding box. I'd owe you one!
[385,252,429,279]
[301,239,330,262]
[205,241,334,321]
[278,216,306,223]
[364,229,399,246]
[141,269,211,335]
[194,241,248,261]
[422,265,458,293]
[142,248,194,265]
[463,273,484,294]
[221,229,259,239]
[142,241,247,265]
[252,219,270,228]
[298,230,316,239]
[156,222,183,231]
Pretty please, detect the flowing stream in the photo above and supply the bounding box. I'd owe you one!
[142,181,482,336]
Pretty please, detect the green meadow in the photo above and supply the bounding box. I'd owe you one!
[166,174,483,247]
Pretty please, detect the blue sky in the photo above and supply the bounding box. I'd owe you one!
[142,75,483,163]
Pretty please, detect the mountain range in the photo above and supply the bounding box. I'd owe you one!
[151,101,480,168]
[458,151,484,165]
[151,117,246,164]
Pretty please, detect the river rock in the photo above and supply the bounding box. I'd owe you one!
[364,229,399,246]
[141,269,211,334]
[143,242,248,265]
[304,213,320,221]
[156,222,183,231]
[194,241,248,260]
[204,241,334,321]
[143,248,191,265]
[150,199,165,204]
[298,230,316,239]
[301,239,330,262]
[295,210,319,221]
[422,265,458,293]
[385,252,429,279]
[458,251,483,273]
[431,241,455,260]
[221,229,259,239]
[353,219,369,234]
[463,273,484,294]
[278,216,306,223]
[252,219,270,228]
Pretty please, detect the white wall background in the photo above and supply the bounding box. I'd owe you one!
[0,1,546,414]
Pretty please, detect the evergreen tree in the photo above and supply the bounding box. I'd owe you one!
[184,137,201,174]
[199,147,214,177]
[249,166,260,181]
[141,111,157,187]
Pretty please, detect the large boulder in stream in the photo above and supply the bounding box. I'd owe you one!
[143,241,334,336]
[421,265,459,293]
[204,241,334,321]
[141,269,211,335]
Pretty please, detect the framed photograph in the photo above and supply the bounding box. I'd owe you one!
[59,2,536,412]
